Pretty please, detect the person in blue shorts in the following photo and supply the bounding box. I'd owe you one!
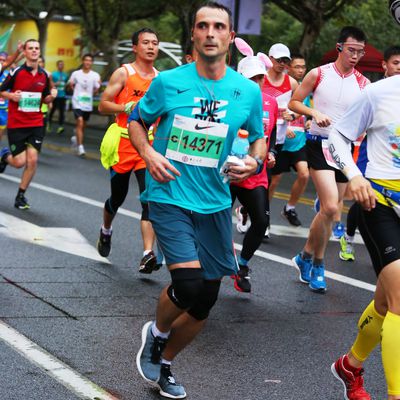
[128,2,266,398]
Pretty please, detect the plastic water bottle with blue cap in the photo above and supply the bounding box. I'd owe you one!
[220,129,249,183]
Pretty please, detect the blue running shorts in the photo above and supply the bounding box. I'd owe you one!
[149,202,237,280]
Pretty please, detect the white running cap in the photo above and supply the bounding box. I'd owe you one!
[269,43,291,59]
[238,56,267,78]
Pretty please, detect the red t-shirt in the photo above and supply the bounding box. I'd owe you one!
[232,92,278,190]
[0,64,50,128]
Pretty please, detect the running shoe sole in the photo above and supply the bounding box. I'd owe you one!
[291,256,309,284]
[330,362,350,400]
[309,284,327,293]
[339,252,355,262]
[136,321,158,384]
[158,386,187,399]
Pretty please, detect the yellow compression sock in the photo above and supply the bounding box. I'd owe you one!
[351,300,384,362]
[382,311,400,396]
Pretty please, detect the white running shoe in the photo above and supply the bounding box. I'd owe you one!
[235,206,250,233]
[78,144,86,157]
[70,135,77,149]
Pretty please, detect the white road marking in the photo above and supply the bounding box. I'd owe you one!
[0,320,119,400]
[0,211,110,264]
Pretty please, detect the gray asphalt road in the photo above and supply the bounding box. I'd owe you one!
[0,126,384,400]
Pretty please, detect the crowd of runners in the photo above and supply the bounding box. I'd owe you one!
[0,1,399,399]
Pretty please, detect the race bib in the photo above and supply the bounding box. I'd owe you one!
[166,115,228,168]
[18,91,41,112]
[77,92,92,107]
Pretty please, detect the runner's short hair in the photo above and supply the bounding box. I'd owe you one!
[383,45,400,61]
[337,26,367,44]
[193,1,233,31]
[82,53,94,61]
[131,28,159,46]
[24,39,39,49]
[289,52,305,63]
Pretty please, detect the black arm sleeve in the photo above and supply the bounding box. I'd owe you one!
[268,125,277,156]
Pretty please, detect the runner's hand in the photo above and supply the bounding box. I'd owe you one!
[227,155,257,182]
[348,175,377,211]
[11,90,22,102]
[50,88,58,98]
[282,110,294,122]
[144,147,181,183]
[266,152,275,168]
[311,110,331,128]
[286,128,296,139]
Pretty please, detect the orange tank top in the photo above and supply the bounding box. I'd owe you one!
[115,63,157,129]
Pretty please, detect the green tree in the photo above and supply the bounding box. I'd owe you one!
[268,0,360,59]
[3,0,68,55]
[73,0,167,78]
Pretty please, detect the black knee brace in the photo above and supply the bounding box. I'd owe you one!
[188,280,221,321]
[167,268,204,310]
[141,201,149,221]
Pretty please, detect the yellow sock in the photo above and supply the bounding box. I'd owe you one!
[351,300,384,362]
[382,311,400,396]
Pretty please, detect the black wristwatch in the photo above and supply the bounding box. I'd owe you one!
[250,155,264,175]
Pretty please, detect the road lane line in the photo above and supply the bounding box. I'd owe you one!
[0,320,119,400]
[0,174,375,293]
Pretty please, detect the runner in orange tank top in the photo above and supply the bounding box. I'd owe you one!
[96,28,162,273]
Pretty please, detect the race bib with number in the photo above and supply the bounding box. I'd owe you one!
[77,92,92,108]
[166,115,228,168]
[18,92,41,112]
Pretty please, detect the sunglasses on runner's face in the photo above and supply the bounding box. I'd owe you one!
[273,57,290,65]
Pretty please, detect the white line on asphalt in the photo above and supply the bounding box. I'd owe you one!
[1,173,376,295]
[0,320,119,400]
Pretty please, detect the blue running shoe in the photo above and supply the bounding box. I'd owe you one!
[291,253,312,283]
[158,364,187,399]
[309,265,327,292]
[313,197,320,213]
[136,321,167,383]
[0,147,11,173]
[332,222,345,239]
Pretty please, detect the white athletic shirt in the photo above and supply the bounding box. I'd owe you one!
[310,63,368,138]
[69,69,101,111]
[332,75,400,180]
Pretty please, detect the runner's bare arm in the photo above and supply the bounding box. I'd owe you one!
[3,41,23,69]
[128,120,181,183]
[98,67,126,114]
[0,90,21,102]
[289,68,331,127]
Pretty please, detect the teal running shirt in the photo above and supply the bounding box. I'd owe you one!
[129,63,264,213]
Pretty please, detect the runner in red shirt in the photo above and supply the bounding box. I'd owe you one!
[230,38,278,293]
[0,39,57,209]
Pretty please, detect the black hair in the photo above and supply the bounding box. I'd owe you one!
[131,28,159,46]
[290,52,305,63]
[193,1,233,30]
[82,53,94,61]
[383,45,400,61]
[337,26,367,44]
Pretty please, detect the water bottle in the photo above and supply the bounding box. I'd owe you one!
[220,129,249,182]
[231,129,249,158]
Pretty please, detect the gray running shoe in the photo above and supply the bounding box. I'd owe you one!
[139,250,158,274]
[14,193,30,210]
[158,364,187,399]
[136,321,167,383]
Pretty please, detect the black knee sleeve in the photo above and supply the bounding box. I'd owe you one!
[188,280,221,321]
[141,201,149,221]
[104,198,117,216]
[167,268,204,310]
